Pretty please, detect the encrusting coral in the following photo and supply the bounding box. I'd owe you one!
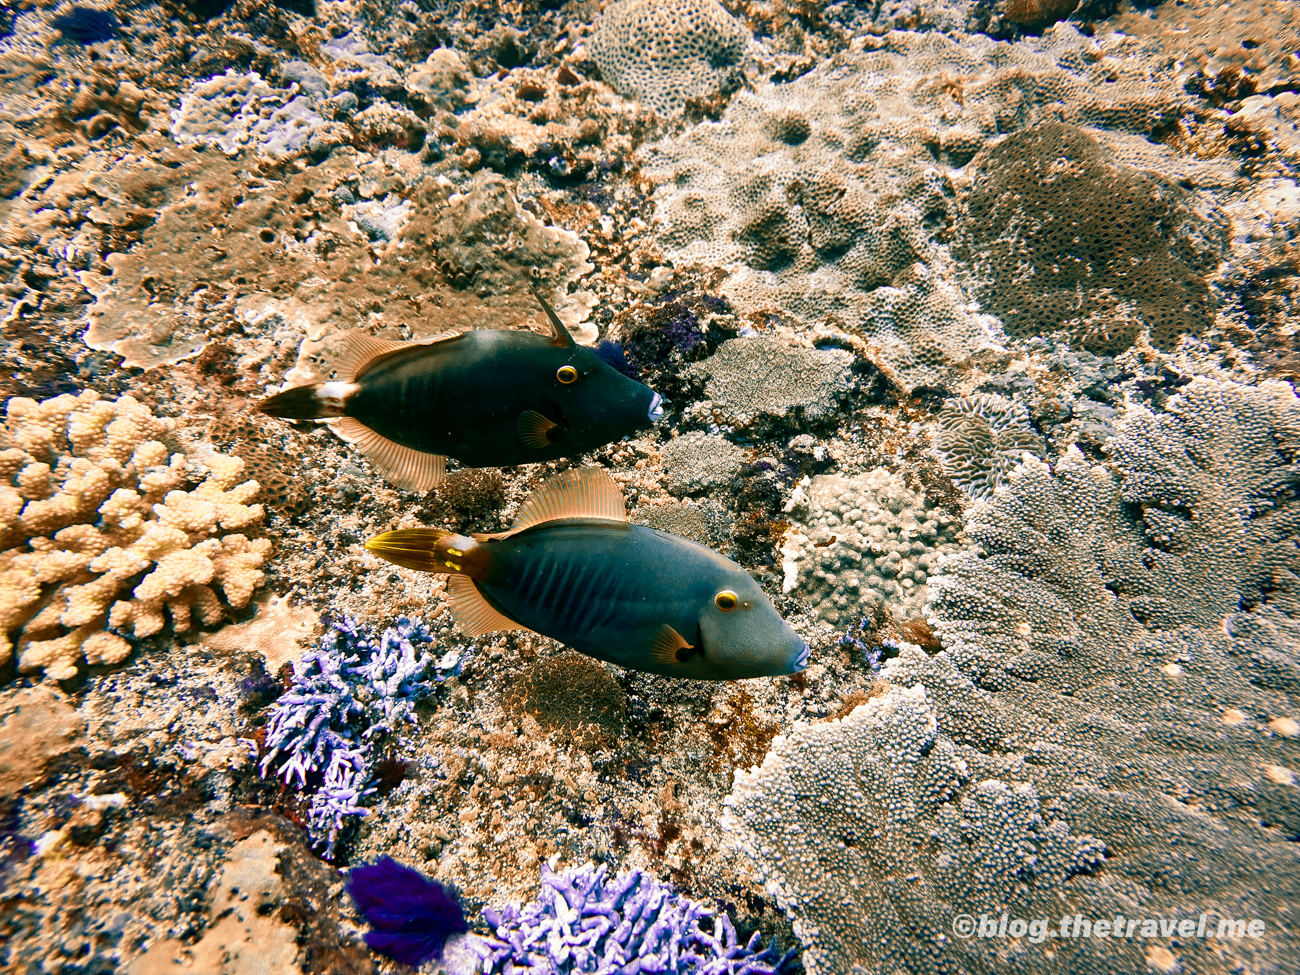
[0,391,270,679]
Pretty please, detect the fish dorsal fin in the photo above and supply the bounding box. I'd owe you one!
[650,624,698,666]
[447,574,533,637]
[329,417,446,492]
[334,328,468,382]
[517,410,559,450]
[509,467,626,533]
[529,286,575,348]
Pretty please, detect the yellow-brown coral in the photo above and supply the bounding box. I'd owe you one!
[0,391,270,680]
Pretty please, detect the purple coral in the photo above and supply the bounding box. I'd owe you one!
[257,615,460,857]
[837,617,882,671]
[473,863,797,974]
[347,856,469,966]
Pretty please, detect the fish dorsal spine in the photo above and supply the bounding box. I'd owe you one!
[497,467,626,536]
[529,285,576,348]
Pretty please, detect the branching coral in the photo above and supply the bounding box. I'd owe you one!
[473,862,796,974]
[259,615,460,857]
[0,391,270,679]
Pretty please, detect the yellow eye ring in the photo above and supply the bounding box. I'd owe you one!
[715,590,739,612]
[557,365,578,384]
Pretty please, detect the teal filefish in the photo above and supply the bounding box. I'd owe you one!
[364,468,810,680]
[256,290,663,493]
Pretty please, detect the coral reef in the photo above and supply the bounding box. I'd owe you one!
[259,615,458,856]
[0,391,268,679]
[932,393,1046,499]
[781,468,964,625]
[347,855,468,967]
[474,862,796,974]
[661,431,744,496]
[589,0,748,116]
[728,378,1300,974]
[956,123,1227,354]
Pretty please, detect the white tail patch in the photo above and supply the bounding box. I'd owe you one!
[315,382,359,416]
[333,327,469,382]
[329,417,446,492]
[501,467,626,536]
[447,574,533,637]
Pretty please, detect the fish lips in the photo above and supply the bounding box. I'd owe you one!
[792,642,811,673]
[647,392,665,423]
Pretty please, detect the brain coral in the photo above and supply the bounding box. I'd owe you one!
[640,25,1203,386]
[781,468,964,625]
[956,123,1228,354]
[727,379,1300,975]
[0,392,270,679]
[589,0,748,116]
[932,393,1046,500]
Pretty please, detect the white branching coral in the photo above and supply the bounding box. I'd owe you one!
[0,391,271,680]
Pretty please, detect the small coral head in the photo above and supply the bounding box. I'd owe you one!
[347,856,468,966]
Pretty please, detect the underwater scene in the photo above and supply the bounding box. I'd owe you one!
[1,0,1298,971]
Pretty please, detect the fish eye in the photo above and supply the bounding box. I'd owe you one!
[556,364,579,384]
[714,590,739,612]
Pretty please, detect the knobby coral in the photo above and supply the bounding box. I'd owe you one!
[726,378,1300,974]
[259,615,460,857]
[0,391,270,679]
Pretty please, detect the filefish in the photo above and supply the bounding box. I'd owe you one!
[257,290,664,492]
[364,468,810,680]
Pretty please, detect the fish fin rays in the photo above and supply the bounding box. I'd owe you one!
[329,418,446,492]
[365,529,458,573]
[334,327,468,382]
[529,285,575,348]
[517,410,559,450]
[447,575,533,637]
[650,624,698,666]
[507,467,627,534]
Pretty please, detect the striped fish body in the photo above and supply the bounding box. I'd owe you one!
[477,519,793,680]
[347,330,655,468]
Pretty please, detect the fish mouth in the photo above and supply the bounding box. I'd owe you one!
[792,643,810,672]
[647,392,664,423]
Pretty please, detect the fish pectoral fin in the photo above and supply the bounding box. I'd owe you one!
[504,467,627,535]
[516,410,560,450]
[334,327,468,382]
[329,418,446,493]
[650,624,700,666]
[447,574,533,638]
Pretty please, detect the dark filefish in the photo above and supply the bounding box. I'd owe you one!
[364,468,810,680]
[256,291,664,492]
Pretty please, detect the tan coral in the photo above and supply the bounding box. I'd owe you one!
[0,392,270,678]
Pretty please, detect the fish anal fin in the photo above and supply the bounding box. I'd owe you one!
[507,467,627,533]
[517,410,559,450]
[651,624,697,666]
[334,328,469,382]
[448,574,532,637]
[329,417,446,492]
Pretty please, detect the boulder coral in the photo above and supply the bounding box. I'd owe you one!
[0,391,270,679]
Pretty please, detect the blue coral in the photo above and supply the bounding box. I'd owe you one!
[472,863,797,975]
[258,615,460,857]
[837,617,881,671]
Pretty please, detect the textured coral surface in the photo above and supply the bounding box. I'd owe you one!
[1,0,1298,972]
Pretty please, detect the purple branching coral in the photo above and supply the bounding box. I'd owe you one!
[470,863,797,975]
[258,615,460,857]
[837,617,881,671]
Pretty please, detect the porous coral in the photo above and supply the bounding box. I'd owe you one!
[640,25,1209,386]
[589,0,748,116]
[781,468,964,625]
[932,392,1046,499]
[170,69,333,159]
[0,391,270,679]
[661,431,744,496]
[956,123,1228,354]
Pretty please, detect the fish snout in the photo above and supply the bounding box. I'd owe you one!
[792,642,810,673]
[647,392,665,423]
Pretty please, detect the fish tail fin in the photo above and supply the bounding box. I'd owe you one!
[365,529,486,577]
[257,382,359,420]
